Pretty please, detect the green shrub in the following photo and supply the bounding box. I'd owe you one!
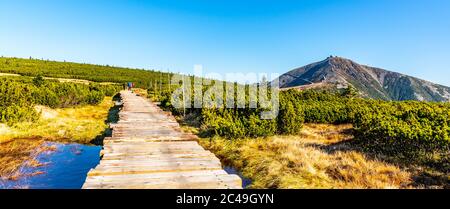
[87,90,105,105]
[99,84,122,97]
[245,112,278,137]
[0,78,39,125]
[0,77,120,125]
[200,108,245,138]
[278,100,304,135]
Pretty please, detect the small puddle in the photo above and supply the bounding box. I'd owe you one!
[0,142,101,189]
[224,166,252,188]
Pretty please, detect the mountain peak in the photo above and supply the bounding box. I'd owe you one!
[325,56,356,66]
[325,55,349,61]
[278,57,450,102]
[326,55,343,60]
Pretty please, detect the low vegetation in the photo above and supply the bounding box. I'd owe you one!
[1,76,121,125]
[283,90,450,174]
[199,124,412,189]
[169,87,450,188]
[3,97,115,143]
[157,85,449,166]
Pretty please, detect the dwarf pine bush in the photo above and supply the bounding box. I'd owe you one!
[0,77,121,125]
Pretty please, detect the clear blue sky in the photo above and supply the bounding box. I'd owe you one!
[1,0,450,85]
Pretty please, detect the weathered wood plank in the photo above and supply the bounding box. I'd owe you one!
[98,158,222,166]
[100,149,214,157]
[87,165,224,176]
[86,170,229,181]
[101,152,217,160]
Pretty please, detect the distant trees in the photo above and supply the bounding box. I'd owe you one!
[0,57,173,89]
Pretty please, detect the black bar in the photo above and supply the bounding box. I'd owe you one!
[1,189,448,208]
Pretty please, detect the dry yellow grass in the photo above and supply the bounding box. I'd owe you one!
[199,124,412,189]
[0,97,114,144]
[0,139,58,180]
[0,139,43,180]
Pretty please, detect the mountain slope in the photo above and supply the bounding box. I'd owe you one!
[278,57,450,102]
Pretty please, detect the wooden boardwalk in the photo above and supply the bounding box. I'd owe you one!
[82,91,242,189]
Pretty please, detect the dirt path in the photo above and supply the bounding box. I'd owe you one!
[82,91,241,189]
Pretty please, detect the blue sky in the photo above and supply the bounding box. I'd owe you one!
[1,0,450,85]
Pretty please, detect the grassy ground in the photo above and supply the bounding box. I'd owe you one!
[0,97,114,144]
[0,97,115,180]
[198,124,413,189]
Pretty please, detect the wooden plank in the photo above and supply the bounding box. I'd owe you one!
[87,165,224,176]
[104,138,197,143]
[102,146,206,153]
[102,144,205,150]
[100,149,213,157]
[101,152,217,160]
[98,158,222,167]
[86,170,229,181]
[104,135,198,141]
[96,159,222,167]
[103,141,202,146]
